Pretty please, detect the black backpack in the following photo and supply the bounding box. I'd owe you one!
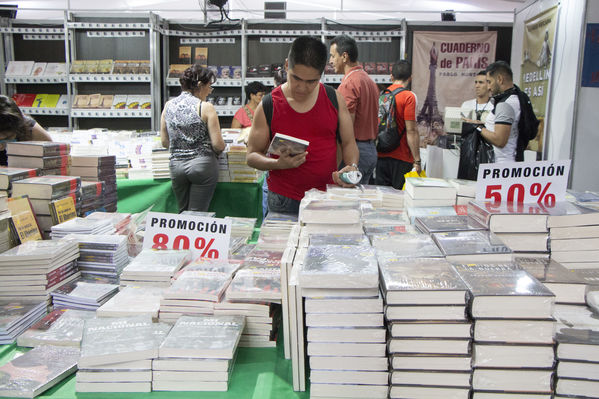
[261,84,339,141]
[376,87,406,153]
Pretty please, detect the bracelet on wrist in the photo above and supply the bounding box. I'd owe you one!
[350,163,358,169]
[413,160,421,164]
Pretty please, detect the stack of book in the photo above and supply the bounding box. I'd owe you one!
[404,177,457,208]
[79,181,104,215]
[432,230,513,263]
[454,264,555,398]
[0,345,80,398]
[50,216,113,239]
[70,155,118,212]
[449,178,477,205]
[96,286,165,320]
[153,315,245,392]
[11,175,81,234]
[85,211,131,235]
[0,166,38,196]
[120,249,191,288]
[554,304,599,398]
[51,276,120,310]
[76,316,171,393]
[469,200,550,257]
[406,205,458,224]
[225,216,257,243]
[217,151,229,182]
[373,185,404,210]
[378,256,472,399]
[5,60,66,77]
[152,149,170,179]
[67,234,128,280]
[0,239,80,302]
[6,141,71,175]
[415,215,486,235]
[298,244,388,399]
[17,308,96,347]
[373,233,444,258]
[325,184,383,208]
[226,143,263,182]
[0,300,48,344]
[0,209,10,254]
[548,202,599,269]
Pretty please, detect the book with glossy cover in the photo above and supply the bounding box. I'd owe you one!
[0,345,80,398]
[415,215,486,234]
[11,175,80,200]
[226,268,281,301]
[6,141,70,157]
[17,309,96,347]
[164,270,231,302]
[372,234,444,258]
[0,239,78,263]
[159,315,245,359]
[0,167,38,190]
[267,133,309,156]
[547,201,599,228]
[404,177,457,200]
[51,279,119,304]
[468,200,549,232]
[432,230,512,258]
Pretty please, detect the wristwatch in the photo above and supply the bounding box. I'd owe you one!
[476,126,483,133]
[350,163,358,169]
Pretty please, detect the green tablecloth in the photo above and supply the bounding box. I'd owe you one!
[0,338,309,399]
[116,177,264,224]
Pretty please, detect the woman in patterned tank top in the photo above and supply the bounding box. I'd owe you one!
[160,65,225,212]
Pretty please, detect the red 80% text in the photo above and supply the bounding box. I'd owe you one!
[152,234,219,258]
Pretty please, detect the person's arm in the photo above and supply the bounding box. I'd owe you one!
[160,108,169,149]
[201,102,225,154]
[332,90,359,187]
[231,117,242,129]
[246,102,307,171]
[481,102,514,148]
[30,123,52,141]
[406,120,421,173]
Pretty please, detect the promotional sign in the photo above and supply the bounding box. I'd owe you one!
[412,31,497,145]
[143,212,232,260]
[475,160,571,205]
[520,5,559,153]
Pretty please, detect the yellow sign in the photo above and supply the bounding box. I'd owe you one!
[11,211,42,243]
[50,196,77,225]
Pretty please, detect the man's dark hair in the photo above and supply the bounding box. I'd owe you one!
[391,60,412,81]
[476,70,486,77]
[288,36,328,74]
[245,81,267,99]
[330,34,358,63]
[486,61,513,81]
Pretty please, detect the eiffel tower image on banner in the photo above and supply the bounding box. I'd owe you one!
[417,42,444,135]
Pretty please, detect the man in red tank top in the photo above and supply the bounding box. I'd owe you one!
[246,36,359,215]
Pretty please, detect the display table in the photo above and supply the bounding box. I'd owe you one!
[117,177,264,224]
[0,338,308,399]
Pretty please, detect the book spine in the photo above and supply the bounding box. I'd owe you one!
[467,202,491,228]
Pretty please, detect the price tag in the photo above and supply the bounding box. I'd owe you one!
[475,160,571,205]
[143,212,232,260]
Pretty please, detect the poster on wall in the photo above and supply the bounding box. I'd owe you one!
[412,31,497,146]
[581,23,599,87]
[520,5,559,154]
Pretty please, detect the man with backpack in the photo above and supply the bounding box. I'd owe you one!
[329,34,380,184]
[246,36,359,215]
[375,60,421,189]
[480,60,539,163]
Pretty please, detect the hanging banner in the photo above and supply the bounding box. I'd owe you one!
[520,5,559,153]
[581,23,599,87]
[412,31,497,146]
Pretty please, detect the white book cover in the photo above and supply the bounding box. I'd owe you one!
[43,63,67,76]
[267,133,309,156]
[5,61,35,76]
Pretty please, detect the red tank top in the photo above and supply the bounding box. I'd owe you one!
[268,84,338,201]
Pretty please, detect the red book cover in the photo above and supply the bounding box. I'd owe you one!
[12,93,36,107]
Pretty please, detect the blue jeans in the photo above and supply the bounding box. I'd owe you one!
[267,190,300,215]
[340,140,377,185]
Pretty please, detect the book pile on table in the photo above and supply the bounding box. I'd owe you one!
[406,205,458,224]
[0,166,38,197]
[70,155,118,212]
[11,174,81,235]
[120,249,191,288]
[554,304,599,398]
[0,211,11,254]
[0,344,80,398]
[325,184,383,208]
[159,259,237,323]
[79,180,104,215]
[415,214,486,235]
[0,300,48,344]
[64,234,128,280]
[17,308,96,347]
[299,199,363,236]
[50,216,113,239]
[404,177,457,208]
[153,315,245,391]
[0,239,80,302]
[6,141,71,175]
[225,216,257,243]
[378,256,472,399]
[548,201,599,268]
[96,286,165,320]
[151,149,170,179]
[372,185,404,210]
[226,144,263,182]
[454,264,556,398]
[372,233,444,258]
[85,211,132,235]
[449,178,477,205]
[432,230,513,263]
[468,200,550,257]
[217,151,229,182]
[76,316,171,393]
[298,243,388,399]
[51,276,120,310]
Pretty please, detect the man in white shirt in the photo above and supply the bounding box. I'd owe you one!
[461,70,492,124]
[479,61,521,163]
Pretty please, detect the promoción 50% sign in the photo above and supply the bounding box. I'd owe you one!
[475,160,571,205]
[143,212,232,260]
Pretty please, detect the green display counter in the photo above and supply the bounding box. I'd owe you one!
[0,338,309,399]
[116,177,264,224]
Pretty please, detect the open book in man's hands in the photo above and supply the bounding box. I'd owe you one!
[267,133,309,156]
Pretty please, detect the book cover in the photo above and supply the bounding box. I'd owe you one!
[111,60,129,74]
[56,94,69,108]
[0,167,38,190]
[31,62,47,77]
[167,64,189,79]
[405,177,457,200]
[178,46,192,64]
[11,175,80,200]
[5,61,34,76]
[97,59,113,74]
[372,234,443,258]
[8,155,70,170]
[12,94,36,108]
[138,95,151,109]
[547,201,599,228]
[415,215,486,234]
[49,196,78,225]
[111,94,127,110]
[43,63,67,76]
[164,270,231,302]
[432,230,512,257]
[267,133,309,156]
[0,345,80,398]
[88,93,102,109]
[467,200,549,233]
[126,95,141,110]
[226,268,281,301]
[159,315,245,359]
[7,141,70,157]
[82,60,99,74]
[17,309,96,347]
[194,47,208,66]
[73,94,90,108]
[69,60,86,74]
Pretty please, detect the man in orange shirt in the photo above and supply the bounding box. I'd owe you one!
[329,35,379,184]
[375,60,421,189]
